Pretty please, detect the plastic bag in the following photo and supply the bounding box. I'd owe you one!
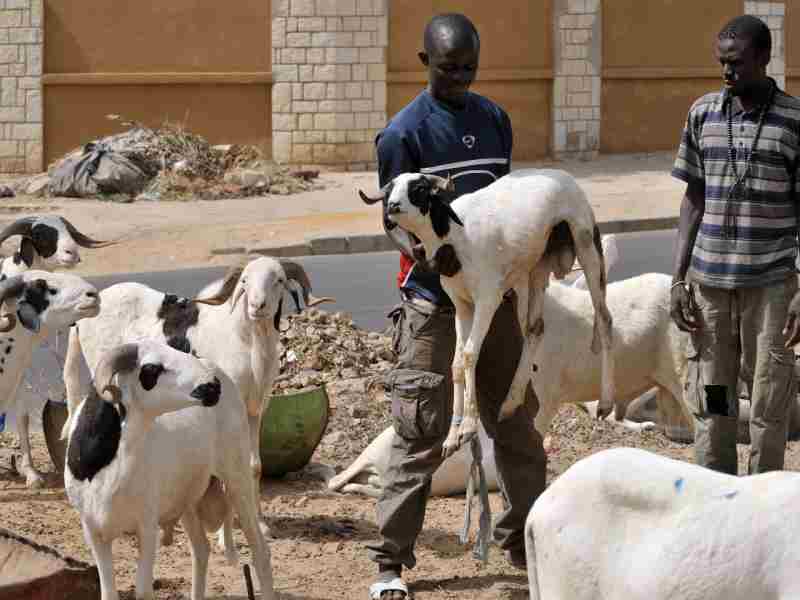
[49,142,149,198]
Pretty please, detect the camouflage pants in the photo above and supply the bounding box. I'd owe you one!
[366,293,547,569]
[685,277,798,475]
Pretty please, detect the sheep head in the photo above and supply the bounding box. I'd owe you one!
[193,257,334,328]
[0,271,99,333]
[0,215,117,270]
[93,341,222,414]
[361,173,461,241]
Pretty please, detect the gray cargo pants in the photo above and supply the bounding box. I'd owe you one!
[366,293,547,569]
[685,276,797,475]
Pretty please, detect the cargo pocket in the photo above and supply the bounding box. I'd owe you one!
[760,350,796,422]
[385,368,446,440]
[684,334,704,415]
[387,305,404,357]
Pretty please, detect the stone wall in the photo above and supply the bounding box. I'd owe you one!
[0,0,41,173]
[552,0,601,160]
[272,0,388,170]
[745,1,785,91]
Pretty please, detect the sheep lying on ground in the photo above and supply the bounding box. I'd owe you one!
[65,341,274,600]
[525,447,800,600]
[361,170,615,457]
[0,215,113,488]
[0,271,100,486]
[62,256,332,539]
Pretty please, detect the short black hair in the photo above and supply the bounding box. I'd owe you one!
[423,13,480,54]
[718,15,772,57]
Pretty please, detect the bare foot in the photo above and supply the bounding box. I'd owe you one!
[370,566,408,600]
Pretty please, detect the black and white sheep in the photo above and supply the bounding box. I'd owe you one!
[0,215,112,488]
[360,170,615,457]
[64,340,274,600]
[62,256,331,537]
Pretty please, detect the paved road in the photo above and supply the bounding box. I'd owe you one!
[4,229,677,431]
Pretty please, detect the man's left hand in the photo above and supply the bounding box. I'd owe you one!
[783,289,800,348]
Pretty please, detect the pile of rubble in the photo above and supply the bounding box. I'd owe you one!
[15,120,324,202]
[274,308,396,465]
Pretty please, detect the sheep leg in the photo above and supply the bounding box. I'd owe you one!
[573,226,615,419]
[501,267,549,421]
[182,507,211,600]
[225,472,276,600]
[443,300,472,459]
[134,521,158,600]
[16,412,44,488]
[82,521,118,600]
[457,295,503,452]
[247,411,271,538]
[61,325,83,439]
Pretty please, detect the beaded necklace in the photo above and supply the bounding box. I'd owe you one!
[723,80,776,238]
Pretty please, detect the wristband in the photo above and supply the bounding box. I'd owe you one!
[670,280,687,292]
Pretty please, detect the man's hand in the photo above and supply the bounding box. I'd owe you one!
[412,243,462,277]
[669,283,700,333]
[783,290,800,348]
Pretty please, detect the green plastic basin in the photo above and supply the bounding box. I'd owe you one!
[259,384,330,478]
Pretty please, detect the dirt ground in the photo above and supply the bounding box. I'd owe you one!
[0,152,701,599]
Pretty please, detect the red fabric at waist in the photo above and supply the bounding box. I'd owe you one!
[397,253,413,288]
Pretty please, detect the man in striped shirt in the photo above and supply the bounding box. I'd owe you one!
[671,14,800,475]
[366,13,546,600]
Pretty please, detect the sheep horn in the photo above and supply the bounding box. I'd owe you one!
[0,275,25,332]
[93,343,139,403]
[60,217,117,249]
[278,260,336,310]
[0,217,35,246]
[193,264,245,307]
[358,189,385,205]
[425,173,456,194]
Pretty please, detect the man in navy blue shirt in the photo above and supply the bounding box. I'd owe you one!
[366,14,547,600]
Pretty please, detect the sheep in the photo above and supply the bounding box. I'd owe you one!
[360,169,615,457]
[525,447,800,600]
[62,256,331,537]
[0,270,100,486]
[0,215,113,488]
[64,340,274,600]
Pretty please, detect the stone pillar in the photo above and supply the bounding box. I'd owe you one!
[0,0,42,173]
[744,1,785,91]
[272,0,388,170]
[552,0,601,160]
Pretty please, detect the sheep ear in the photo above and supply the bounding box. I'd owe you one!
[273,297,283,331]
[443,203,463,227]
[17,302,40,332]
[230,284,245,314]
[14,238,35,267]
[139,363,164,391]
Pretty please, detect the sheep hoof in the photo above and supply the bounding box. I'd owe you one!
[25,469,45,490]
[595,402,614,420]
[259,518,273,541]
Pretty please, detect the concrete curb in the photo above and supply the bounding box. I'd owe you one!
[212,216,679,259]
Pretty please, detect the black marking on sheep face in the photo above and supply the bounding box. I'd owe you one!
[157,294,199,356]
[30,223,58,259]
[139,363,164,391]
[15,278,51,332]
[407,177,462,239]
[67,391,122,482]
[12,238,35,268]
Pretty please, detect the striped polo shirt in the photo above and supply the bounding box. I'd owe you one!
[672,81,800,289]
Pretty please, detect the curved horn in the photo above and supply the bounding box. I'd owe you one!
[279,260,335,311]
[193,263,246,306]
[0,275,24,332]
[358,189,385,205]
[93,343,139,403]
[0,217,35,246]
[424,173,455,193]
[59,217,117,249]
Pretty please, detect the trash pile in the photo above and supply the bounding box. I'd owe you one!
[21,118,324,201]
[274,308,396,465]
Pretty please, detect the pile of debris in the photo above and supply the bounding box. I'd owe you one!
[273,308,396,465]
[18,119,324,201]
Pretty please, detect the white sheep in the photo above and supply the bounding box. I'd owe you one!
[360,170,615,457]
[525,447,800,600]
[328,271,687,499]
[0,215,113,488]
[62,256,331,536]
[64,340,274,600]
[0,271,100,486]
